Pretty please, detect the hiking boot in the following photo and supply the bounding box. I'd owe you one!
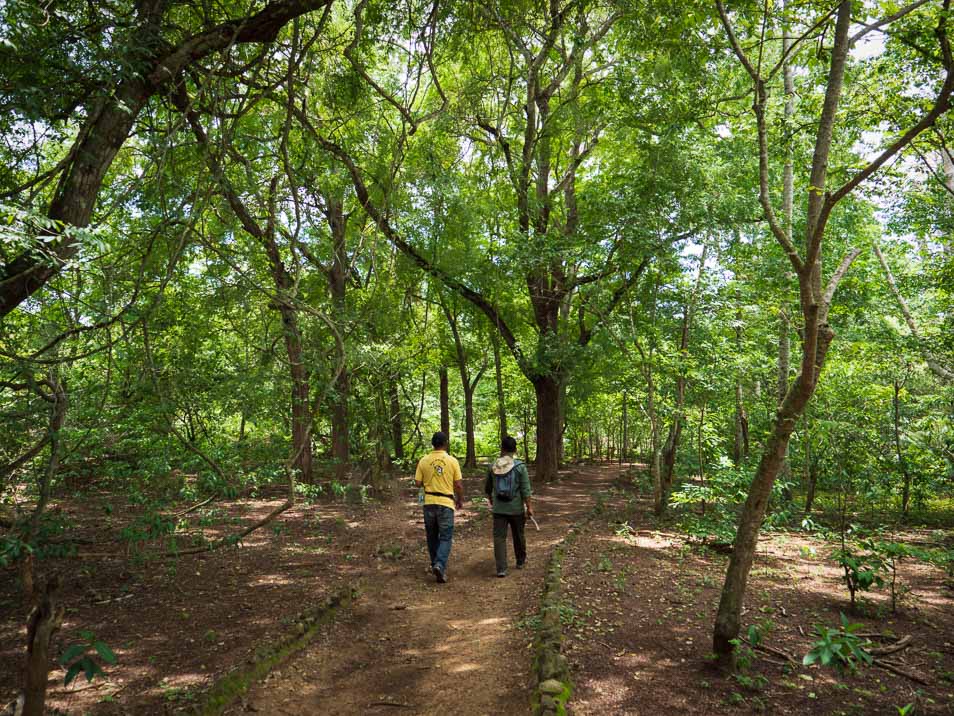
[516,561,526,569]
[496,570,507,578]
[433,565,447,583]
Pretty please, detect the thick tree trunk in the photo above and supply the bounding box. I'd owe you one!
[533,374,562,481]
[21,578,64,716]
[713,323,836,665]
[439,366,450,437]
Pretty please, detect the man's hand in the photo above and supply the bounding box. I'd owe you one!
[455,500,464,511]
[525,505,534,518]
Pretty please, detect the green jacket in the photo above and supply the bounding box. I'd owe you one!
[484,459,531,515]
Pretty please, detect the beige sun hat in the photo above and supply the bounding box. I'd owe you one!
[492,455,515,475]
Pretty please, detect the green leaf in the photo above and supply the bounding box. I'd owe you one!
[59,644,86,665]
[94,642,117,665]
[64,663,83,687]
[83,658,103,683]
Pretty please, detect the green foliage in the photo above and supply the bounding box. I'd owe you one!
[59,631,117,687]
[802,614,873,673]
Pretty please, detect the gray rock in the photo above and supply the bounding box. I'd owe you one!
[539,679,564,696]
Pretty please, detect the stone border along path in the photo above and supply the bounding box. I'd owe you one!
[222,464,625,716]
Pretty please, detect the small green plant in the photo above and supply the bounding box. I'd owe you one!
[833,540,887,613]
[873,541,913,613]
[896,704,916,715]
[596,555,613,572]
[614,521,635,539]
[59,631,117,687]
[802,613,873,673]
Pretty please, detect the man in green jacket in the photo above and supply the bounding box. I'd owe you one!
[484,435,533,577]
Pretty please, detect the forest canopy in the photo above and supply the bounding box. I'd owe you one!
[1,0,953,704]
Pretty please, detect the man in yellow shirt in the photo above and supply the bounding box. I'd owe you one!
[415,432,464,583]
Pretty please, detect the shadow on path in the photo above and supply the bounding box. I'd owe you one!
[226,464,626,716]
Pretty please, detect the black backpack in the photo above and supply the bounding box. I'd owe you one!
[494,461,522,502]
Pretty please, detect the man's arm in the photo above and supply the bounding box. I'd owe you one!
[521,465,533,516]
[414,461,423,488]
[454,479,464,510]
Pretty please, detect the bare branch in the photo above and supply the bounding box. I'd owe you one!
[849,0,933,46]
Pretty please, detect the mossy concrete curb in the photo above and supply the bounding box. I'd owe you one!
[194,583,358,715]
[530,527,578,716]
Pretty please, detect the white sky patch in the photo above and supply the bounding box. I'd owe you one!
[850,31,886,61]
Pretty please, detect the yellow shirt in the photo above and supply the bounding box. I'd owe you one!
[415,450,462,510]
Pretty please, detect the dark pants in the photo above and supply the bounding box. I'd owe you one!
[423,504,455,573]
[493,512,526,572]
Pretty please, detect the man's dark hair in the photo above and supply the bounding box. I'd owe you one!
[432,431,448,449]
[501,435,517,453]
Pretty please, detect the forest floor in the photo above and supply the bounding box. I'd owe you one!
[1,464,953,715]
[562,476,954,715]
[0,463,617,715]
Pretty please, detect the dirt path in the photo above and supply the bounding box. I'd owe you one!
[228,465,622,716]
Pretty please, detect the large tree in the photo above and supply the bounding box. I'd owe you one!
[709,0,954,665]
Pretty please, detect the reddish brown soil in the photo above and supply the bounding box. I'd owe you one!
[1,488,373,714]
[225,465,620,715]
[0,465,618,714]
[562,482,954,716]
[3,465,952,715]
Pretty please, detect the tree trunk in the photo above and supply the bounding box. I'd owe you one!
[733,304,749,464]
[803,431,817,515]
[328,196,350,481]
[895,378,912,516]
[21,578,64,716]
[659,245,707,513]
[621,392,628,464]
[442,298,481,468]
[492,330,508,442]
[28,375,67,543]
[282,305,313,484]
[463,385,477,468]
[390,377,404,460]
[439,366,450,437]
[533,374,561,481]
[777,309,793,496]
[713,320,837,665]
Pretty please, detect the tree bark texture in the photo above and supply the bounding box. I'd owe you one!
[21,578,64,716]
[533,374,562,481]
